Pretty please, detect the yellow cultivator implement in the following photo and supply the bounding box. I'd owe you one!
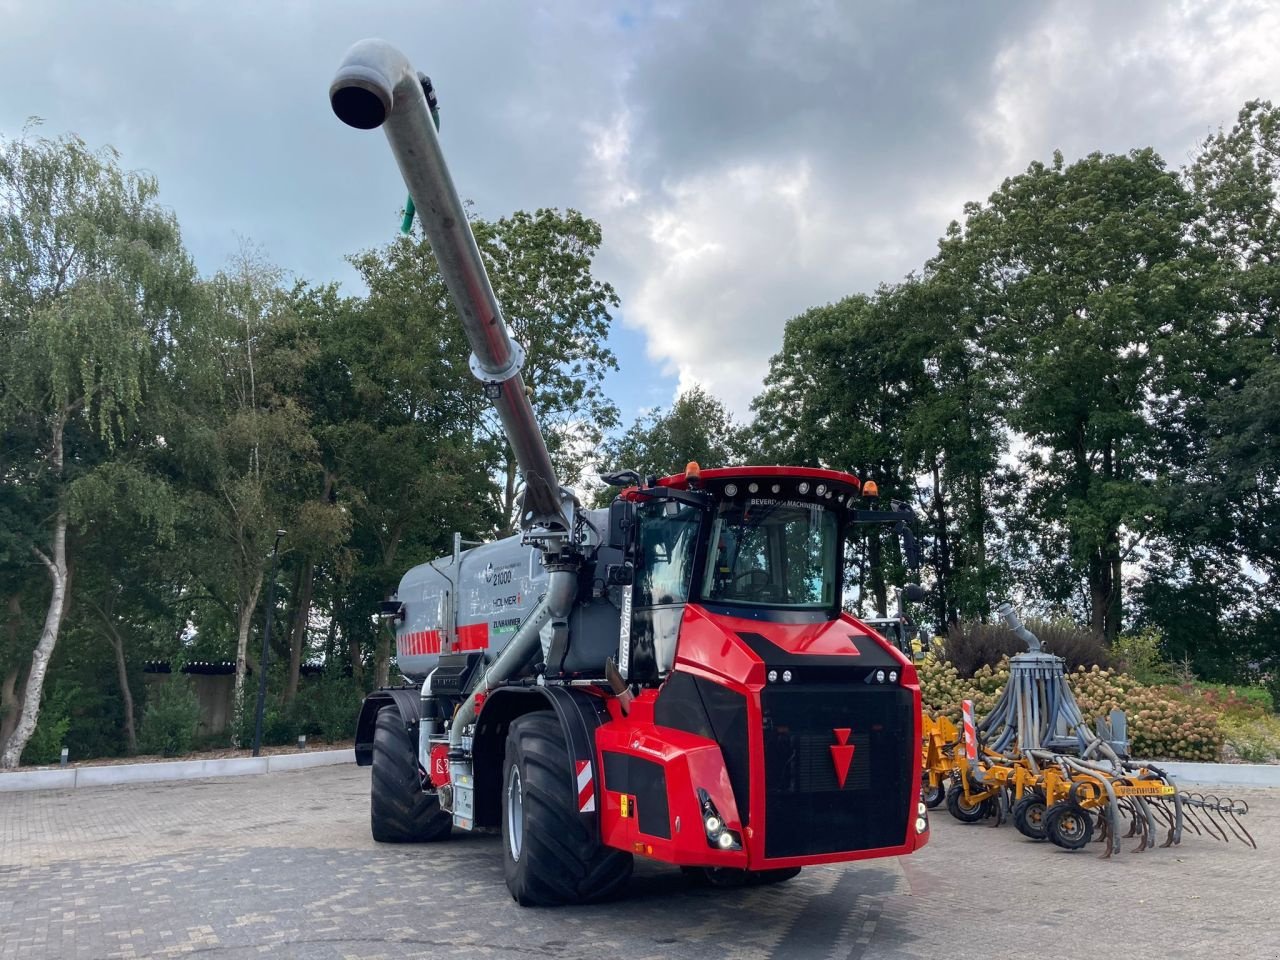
[924,604,1256,856]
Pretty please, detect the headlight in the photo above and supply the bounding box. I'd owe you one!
[916,817,928,833]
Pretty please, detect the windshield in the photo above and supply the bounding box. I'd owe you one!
[635,500,703,606]
[702,499,838,608]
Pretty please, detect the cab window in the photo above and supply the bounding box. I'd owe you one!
[703,499,837,608]
[635,500,703,606]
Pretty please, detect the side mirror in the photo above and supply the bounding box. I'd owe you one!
[902,583,926,603]
[607,499,635,550]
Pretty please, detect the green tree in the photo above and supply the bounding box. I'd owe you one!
[753,293,918,616]
[475,209,621,521]
[159,251,320,732]
[283,280,491,689]
[1133,100,1280,680]
[886,276,1008,625]
[596,385,746,498]
[0,130,193,767]
[937,149,1205,640]
[352,208,621,534]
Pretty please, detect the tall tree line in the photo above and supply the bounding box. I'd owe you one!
[749,101,1279,679]
[4,99,1277,764]
[1,129,618,766]
[608,101,1278,682]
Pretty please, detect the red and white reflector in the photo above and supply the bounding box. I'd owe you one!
[576,759,595,813]
[961,699,977,761]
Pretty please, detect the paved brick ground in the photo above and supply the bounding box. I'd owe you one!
[1,766,1276,959]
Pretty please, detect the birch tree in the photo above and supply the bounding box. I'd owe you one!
[0,130,192,767]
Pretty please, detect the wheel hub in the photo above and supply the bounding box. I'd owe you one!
[507,765,524,861]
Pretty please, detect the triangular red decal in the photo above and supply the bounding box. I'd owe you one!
[830,744,855,788]
[833,727,851,746]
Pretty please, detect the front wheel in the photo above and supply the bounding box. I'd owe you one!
[1012,792,1048,841]
[502,712,633,906]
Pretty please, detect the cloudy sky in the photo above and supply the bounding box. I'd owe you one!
[3,1,1278,423]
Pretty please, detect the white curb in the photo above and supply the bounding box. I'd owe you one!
[0,748,354,793]
[1140,760,1280,788]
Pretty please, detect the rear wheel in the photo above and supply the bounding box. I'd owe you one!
[502,712,633,906]
[945,783,992,823]
[1012,792,1048,840]
[1044,802,1093,850]
[370,706,451,843]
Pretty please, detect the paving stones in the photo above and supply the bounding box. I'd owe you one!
[1,766,1277,959]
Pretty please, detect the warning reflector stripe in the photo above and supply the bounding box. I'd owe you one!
[962,699,977,761]
[576,759,595,813]
[456,622,490,651]
[398,624,491,657]
[396,630,442,657]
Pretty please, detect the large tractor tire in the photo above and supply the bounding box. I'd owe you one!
[502,712,633,906]
[370,706,451,843]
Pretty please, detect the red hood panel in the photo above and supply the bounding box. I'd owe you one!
[674,604,910,686]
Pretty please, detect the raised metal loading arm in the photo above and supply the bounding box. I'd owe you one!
[330,39,575,546]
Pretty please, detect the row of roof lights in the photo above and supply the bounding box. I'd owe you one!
[722,481,845,503]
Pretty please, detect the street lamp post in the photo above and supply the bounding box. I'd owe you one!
[251,529,286,758]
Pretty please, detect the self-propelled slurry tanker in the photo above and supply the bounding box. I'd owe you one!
[330,38,930,905]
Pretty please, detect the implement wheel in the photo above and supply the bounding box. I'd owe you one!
[370,706,451,843]
[922,781,946,810]
[1044,802,1094,850]
[945,784,992,823]
[1012,792,1048,841]
[502,712,633,906]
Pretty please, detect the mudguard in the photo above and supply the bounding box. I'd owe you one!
[471,685,611,832]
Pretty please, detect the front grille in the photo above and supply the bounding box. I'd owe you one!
[762,684,913,859]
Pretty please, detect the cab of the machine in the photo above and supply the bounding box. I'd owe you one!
[611,464,912,680]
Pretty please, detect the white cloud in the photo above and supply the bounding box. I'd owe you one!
[3,1,1278,423]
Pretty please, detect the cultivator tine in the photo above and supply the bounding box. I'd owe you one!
[1176,792,1254,845]
[990,793,1005,828]
[1149,797,1179,848]
[1120,799,1140,839]
[1132,797,1158,854]
[1095,809,1114,859]
[1207,796,1257,849]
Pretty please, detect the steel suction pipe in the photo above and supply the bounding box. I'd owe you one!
[330,40,570,538]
